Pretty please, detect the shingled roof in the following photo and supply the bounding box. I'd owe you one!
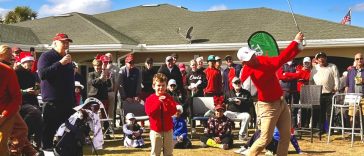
[0,24,40,45]
[94,4,364,45]
[4,4,364,48]
[12,12,137,45]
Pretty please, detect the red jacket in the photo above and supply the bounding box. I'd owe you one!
[204,67,222,95]
[0,63,21,117]
[241,41,300,102]
[285,65,311,92]
[145,93,177,132]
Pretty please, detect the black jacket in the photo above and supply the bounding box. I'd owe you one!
[185,69,207,97]
[158,64,183,92]
[87,71,111,100]
[224,88,252,113]
[15,65,39,106]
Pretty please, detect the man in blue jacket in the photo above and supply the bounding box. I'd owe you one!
[37,33,75,151]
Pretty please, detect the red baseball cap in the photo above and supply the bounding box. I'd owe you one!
[178,63,186,71]
[125,54,134,63]
[53,33,73,42]
[214,104,225,111]
[100,55,110,63]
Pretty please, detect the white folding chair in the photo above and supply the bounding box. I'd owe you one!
[327,93,363,147]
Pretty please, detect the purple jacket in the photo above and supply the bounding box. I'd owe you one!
[346,68,364,93]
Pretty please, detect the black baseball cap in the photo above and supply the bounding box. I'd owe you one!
[225,55,232,61]
[145,57,153,64]
[315,52,327,59]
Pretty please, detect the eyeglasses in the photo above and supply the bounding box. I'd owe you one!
[170,85,177,87]
[233,81,241,84]
[355,58,363,60]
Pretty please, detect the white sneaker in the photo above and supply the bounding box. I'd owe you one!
[241,148,250,155]
[239,135,249,141]
[265,150,274,156]
[234,146,247,154]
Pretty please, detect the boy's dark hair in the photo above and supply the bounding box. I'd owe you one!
[153,73,167,85]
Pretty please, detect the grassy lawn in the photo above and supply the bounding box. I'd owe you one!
[83,128,364,156]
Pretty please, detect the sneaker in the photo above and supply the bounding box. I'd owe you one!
[234,146,247,154]
[241,148,250,155]
[239,135,249,141]
[265,150,274,156]
[220,144,229,150]
[200,141,207,148]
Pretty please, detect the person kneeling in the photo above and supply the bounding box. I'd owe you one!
[200,100,234,150]
[173,105,192,149]
[123,113,145,148]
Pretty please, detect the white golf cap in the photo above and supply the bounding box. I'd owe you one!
[303,57,311,63]
[126,113,135,120]
[75,81,84,89]
[168,79,177,86]
[176,105,183,113]
[237,47,257,61]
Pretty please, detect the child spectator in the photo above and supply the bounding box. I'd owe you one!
[167,79,185,105]
[167,79,186,118]
[123,113,145,148]
[200,96,234,150]
[75,81,84,106]
[173,105,192,149]
[236,127,304,155]
[145,73,177,156]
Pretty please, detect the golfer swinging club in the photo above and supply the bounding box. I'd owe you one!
[238,32,304,156]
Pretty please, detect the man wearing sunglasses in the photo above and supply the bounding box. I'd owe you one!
[345,53,364,126]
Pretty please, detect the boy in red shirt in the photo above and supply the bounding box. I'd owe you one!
[145,73,177,156]
[204,55,223,96]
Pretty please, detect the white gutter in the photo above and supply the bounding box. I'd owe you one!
[6,38,364,53]
[136,38,364,52]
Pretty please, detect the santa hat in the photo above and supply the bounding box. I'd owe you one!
[19,52,34,64]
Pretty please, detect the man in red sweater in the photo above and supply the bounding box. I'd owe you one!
[0,45,38,156]
[238,32,304,156]
[204,55,223,96]
[145,73,177,156]
[0,45,22,155]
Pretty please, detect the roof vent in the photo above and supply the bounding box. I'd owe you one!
[141,4,160,7]
[178,6,188,10]
[53,13,73,17]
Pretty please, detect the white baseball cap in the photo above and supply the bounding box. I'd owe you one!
[126,113,135,120]
[168,79,177,86]
[75,81,84,89]
[176,105,183,113]
[303,57,311,63]
[237,47,257,61]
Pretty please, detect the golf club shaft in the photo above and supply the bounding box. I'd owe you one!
[287,0,301,32]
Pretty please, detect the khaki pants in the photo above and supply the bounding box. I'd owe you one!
[348,99,364,116]
[10,112,37,155]
[150,130,173,156]
[0,113,16,156]
[249,98,291,156]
